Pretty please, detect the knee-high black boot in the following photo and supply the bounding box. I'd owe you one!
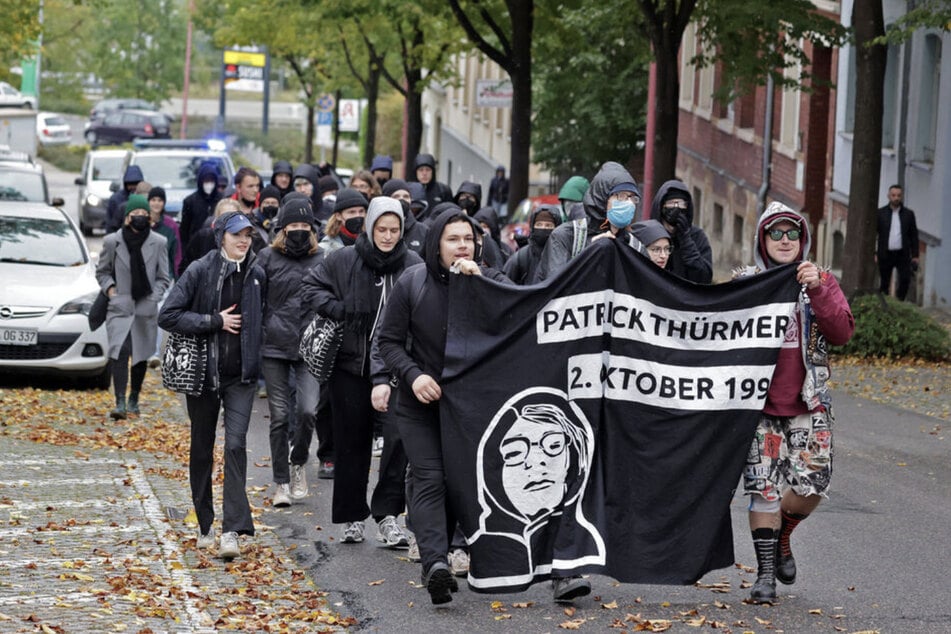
[750,527,778,603]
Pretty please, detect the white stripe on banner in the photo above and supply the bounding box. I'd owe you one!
[536,290,796,351]
[566,353,774,410]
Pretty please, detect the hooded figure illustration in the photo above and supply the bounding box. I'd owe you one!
[466,388,604,592]
[649,180,712,283]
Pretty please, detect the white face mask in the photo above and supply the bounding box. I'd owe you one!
[203,182,216,195]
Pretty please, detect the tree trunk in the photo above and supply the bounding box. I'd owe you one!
[842,0,886,298]
[404,70,424,180]
[363,66,381,167]
[651,42,680,189]
[304,104,315,164]
[506,1,533,207]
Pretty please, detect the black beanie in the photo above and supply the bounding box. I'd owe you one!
[381,178,410,197]
[260,185,282,204]
[319,175,338,195]
[334,188,369,213]
[148,186,166,203]
[277,196,315,229]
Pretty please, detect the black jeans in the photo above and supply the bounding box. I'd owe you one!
[397,399,454,573]
[112,334,146,398]
[879,249,912,301]
[329,369,374,524]
[370,389,408,521]
[262,358,319,482]
[186,379,256,536]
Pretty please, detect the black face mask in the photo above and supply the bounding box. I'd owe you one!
[262,205,279,219]
[398,199,411,218]
[531,228,553,247]
[344,216,365,235]
[284,229,312,257]
[459,198,478,214]
[129,216,150,232]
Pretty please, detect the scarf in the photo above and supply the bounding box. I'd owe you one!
[346,233,409,334]
[339,225,359,246]
[121,225,152,301]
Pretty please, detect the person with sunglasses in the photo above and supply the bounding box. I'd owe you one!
[650,181,712,283]
[733,201,854,604]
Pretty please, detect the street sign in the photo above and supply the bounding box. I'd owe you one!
[475,79,513,108]
[317,94,336,113]
[317,111,333,126]
[338,99,360,132]
[223,46,268,93]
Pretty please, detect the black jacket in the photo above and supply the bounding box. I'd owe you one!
[303,245,422,381]
[179,164,223,247]
[650,180,713,284]
[159,235,266,392]
[376,211,509,411]
[257,245,325,360]
[403,210,428,254]
[876,204,919,259]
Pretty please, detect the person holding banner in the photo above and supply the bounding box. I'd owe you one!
[376,209,505,605]
[737,202,854,604]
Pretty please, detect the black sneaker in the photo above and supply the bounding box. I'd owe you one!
[317,461,335,479]
[552,576,591,603]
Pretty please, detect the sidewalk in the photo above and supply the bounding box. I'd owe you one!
[0,376,350,632]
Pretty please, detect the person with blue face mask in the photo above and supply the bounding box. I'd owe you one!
[590,182,641,245]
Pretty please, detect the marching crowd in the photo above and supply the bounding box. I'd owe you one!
[94,152,853,606]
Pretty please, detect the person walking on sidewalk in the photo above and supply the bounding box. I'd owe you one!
[96,194,170,420]
[876,184,919,301]
[257,195,324,508]
[158,211,266,561]
[735,202,854,604]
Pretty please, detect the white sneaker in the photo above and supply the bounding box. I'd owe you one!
[448,548,469,577]
[377,515,409,548]
[342,521,365,543]
[219,531,240,559]
[290,464,308,499]
[197,527,215,549]
[407,533,420,561]
[272,483,292,508]
[372,436,384,457]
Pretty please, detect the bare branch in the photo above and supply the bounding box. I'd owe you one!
[447,0,510,70]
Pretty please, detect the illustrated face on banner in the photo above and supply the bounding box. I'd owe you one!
[500,415,570,519]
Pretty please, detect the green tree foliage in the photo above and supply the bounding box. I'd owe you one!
[0,0,42,79]
[833,294,951,360]
[532,3,651,177]
[879,0,951,43]
[83,0,187,103]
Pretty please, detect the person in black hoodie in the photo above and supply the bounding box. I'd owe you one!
[453,180,482,217]
[376,209,508,605]
[257,196,324,508]
[303,197,423,547]
[473,206,513,264]
[381,178,428,254]
[180,163,222,248]
[412,153,453,210]
[158,211,266,561]
[503,204,561,285]
[270,160,294,199]
[650,180,712,283]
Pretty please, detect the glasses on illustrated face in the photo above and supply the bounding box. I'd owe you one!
[647,245,674,255]
[663,200,689,210]
[500,431,568,467]
[767,228,801,242]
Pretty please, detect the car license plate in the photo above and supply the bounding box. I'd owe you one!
[0,327,38,346]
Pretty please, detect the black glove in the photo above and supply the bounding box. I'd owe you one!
[673,212,691,237]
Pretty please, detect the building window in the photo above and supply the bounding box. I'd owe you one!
[832,230,845,270]
[733,213,744,245]
[844,48,856,134]
[693,187,703,225]
[737,91,756,129]
[713,203,724,238]
[914,34,941,163]
[779,61,802,151]
[680,24,696,106]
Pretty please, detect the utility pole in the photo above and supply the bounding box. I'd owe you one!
[181,0,194,138]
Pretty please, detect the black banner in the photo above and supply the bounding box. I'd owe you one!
[440,240,801,593]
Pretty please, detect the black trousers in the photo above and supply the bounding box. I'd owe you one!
[396,399,455,573]
[186,379,256,536]
[879,249,912,301]
[370,389,408,522]
[328,369,375,523]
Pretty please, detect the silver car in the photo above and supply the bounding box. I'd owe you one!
[0,202,110,387]
[74,148,130,236]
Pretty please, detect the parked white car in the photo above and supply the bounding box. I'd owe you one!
[0,82,36,109]
[0,202,110,387]
[36,112,72,146]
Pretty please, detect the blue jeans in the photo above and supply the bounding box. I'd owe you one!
[262,357,319,483]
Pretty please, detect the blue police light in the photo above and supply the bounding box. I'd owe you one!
[205,138,227,152]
